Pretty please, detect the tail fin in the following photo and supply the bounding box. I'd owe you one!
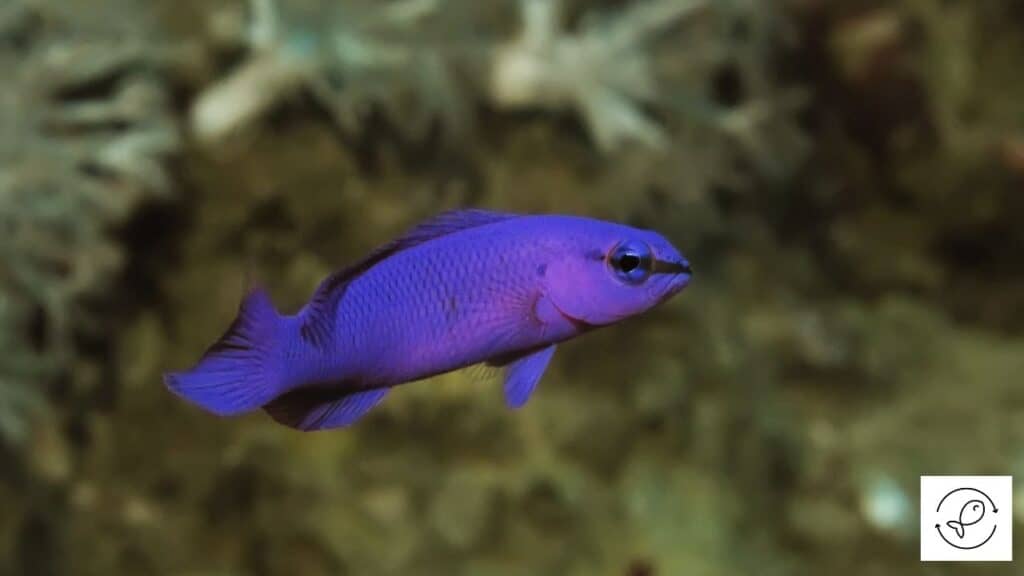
[164,286,283,416]
[946,520,966,539]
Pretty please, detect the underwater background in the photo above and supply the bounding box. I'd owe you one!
[1,0,1023,574]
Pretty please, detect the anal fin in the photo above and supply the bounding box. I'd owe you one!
[264,385,389,431]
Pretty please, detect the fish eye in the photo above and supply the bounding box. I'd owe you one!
[608,241,653,284]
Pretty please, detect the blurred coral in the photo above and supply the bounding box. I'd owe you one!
[0,0,178,445]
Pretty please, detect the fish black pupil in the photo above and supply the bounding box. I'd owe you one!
[619,254,640,272]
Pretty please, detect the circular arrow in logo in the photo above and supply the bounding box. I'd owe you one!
[934,487,999,550]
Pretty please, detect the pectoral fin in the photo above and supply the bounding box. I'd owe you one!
[495,345,557,409]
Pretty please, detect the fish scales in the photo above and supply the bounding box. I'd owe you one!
[336,220,551,383]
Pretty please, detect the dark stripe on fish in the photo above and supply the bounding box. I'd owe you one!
[652,259,692,275]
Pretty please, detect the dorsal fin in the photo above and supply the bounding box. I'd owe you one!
[299,209,519,348]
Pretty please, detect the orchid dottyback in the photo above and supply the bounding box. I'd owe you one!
[164,209,692,431]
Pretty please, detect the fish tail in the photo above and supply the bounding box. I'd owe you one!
[946,520,965,539]
[164,286,285,416]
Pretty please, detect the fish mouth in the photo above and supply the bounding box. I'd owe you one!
[655,259,692,291]
[655,259,692,303]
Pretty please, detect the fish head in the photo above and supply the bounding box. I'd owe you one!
[544,222,692,326]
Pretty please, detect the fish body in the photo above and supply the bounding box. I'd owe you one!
[165,210,692,430]
[946,499,985,539]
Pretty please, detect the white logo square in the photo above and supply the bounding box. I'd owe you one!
[920,475,1012,562]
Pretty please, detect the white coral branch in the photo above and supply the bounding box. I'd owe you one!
[190,47,314,144]
[189,0,442,144]
[490,0,707,151]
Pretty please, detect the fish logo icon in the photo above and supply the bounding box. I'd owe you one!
[920,475,1012,562]
[934,488,998,550]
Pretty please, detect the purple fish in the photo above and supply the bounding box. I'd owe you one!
[165,210,692,430]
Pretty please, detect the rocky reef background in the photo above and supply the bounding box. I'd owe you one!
[1,0,1022,575]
